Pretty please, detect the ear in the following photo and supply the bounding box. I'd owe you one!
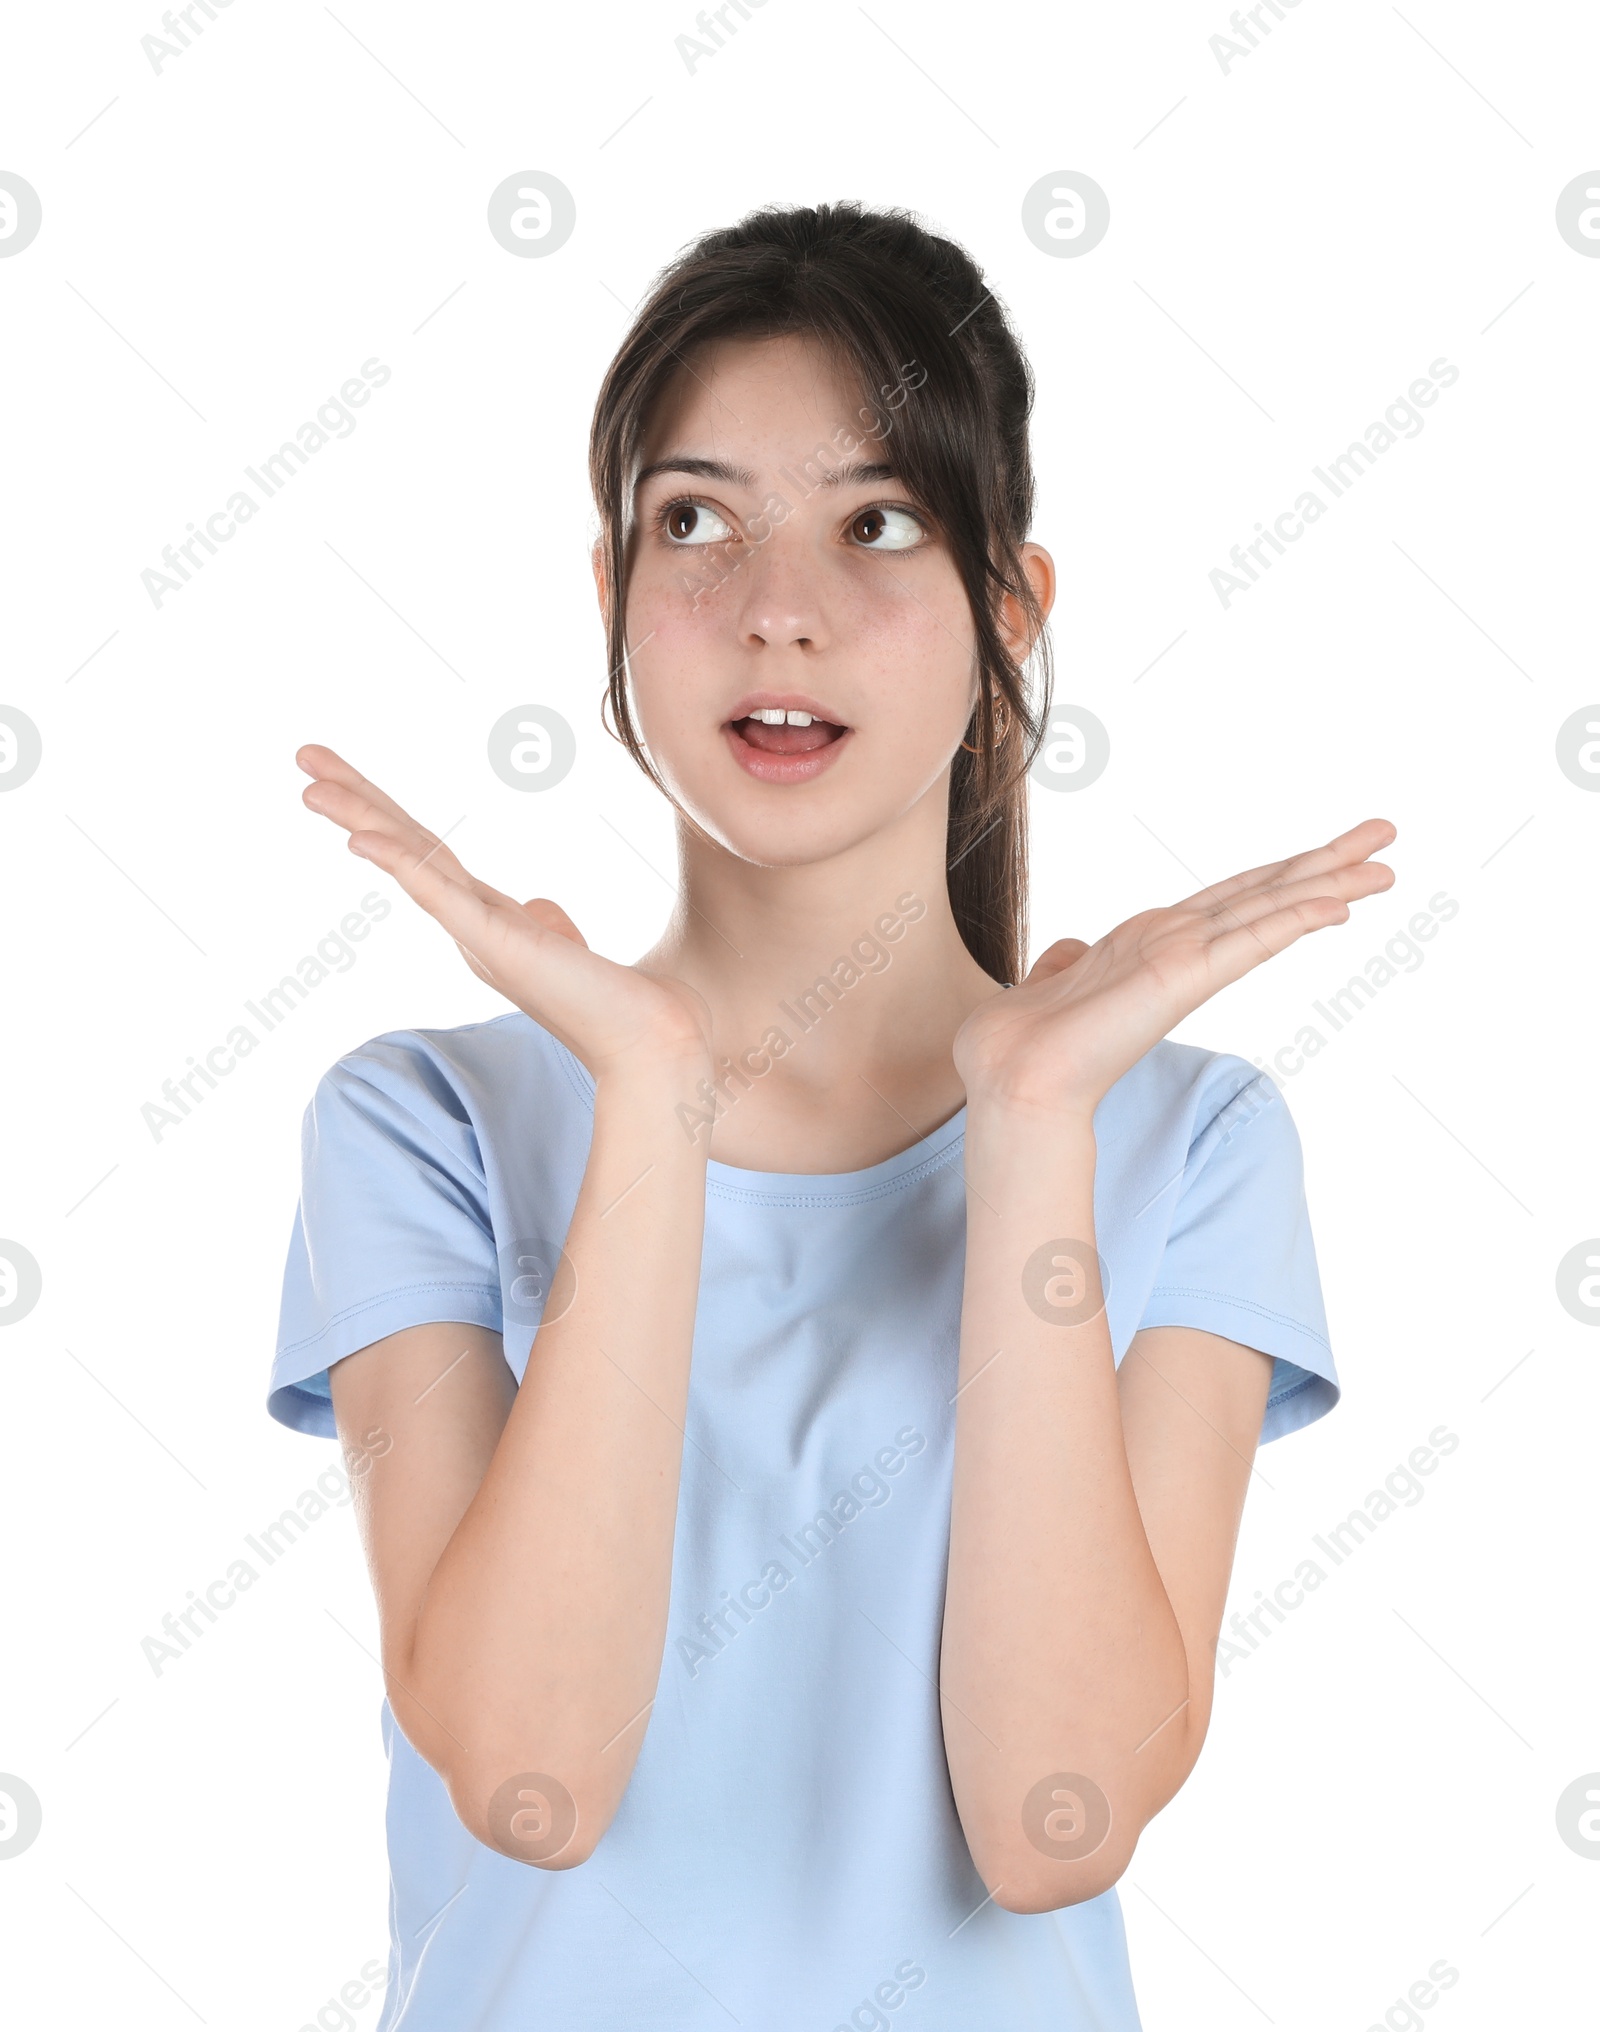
[996,542,1056,662]
[591,538,609,631]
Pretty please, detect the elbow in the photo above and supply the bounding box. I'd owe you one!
[961,1778,1144,1915]
[387,1672,615,1869]
[987,1844,1131,1914]
[444,1755,611,1870]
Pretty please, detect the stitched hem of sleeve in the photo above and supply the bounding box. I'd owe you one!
[276,1281,502,1362]
[268,1284,503,1438]
[1143,1284,1332,1354]
[1256,1368,1339,1445]
[1134,1288,1339,1446]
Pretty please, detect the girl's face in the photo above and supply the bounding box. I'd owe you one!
[600,332,1049,868]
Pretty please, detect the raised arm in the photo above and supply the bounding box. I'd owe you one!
[299,744,715,1868]
[941,819,1396,1912]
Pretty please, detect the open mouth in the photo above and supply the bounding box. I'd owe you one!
[729,712,848,756]
[724,704,852,782]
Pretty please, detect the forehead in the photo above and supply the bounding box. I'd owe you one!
[636,331,872,466]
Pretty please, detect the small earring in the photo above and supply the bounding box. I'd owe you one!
[960,700,1011,753]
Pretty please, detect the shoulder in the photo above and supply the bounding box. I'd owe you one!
[311,1010,589,1109]
[301,1011,594,1165]
[1094,1042,1308,1228]
[1099,1038,1287,1148]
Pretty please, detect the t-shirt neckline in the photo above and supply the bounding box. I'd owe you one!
[689,979,1010,1197]
[704,1100,969,1202]
[548,1025,981,1206]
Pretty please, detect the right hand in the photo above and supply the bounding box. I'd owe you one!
[296,744,712,1077]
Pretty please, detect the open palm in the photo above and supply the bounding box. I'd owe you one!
[296,745,712,1074]
[954,819,1397,1117]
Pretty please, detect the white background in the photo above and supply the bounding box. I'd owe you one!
[2,1,1596,2026]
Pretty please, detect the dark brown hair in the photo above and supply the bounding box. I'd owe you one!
[588,200,1051,985]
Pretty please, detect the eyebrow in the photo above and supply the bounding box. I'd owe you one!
[632,455,899,493]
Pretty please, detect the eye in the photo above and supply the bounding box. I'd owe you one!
[658,497,735,546]
[849,505,926,552]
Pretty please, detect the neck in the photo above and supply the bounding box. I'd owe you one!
[633,784,1007,1168]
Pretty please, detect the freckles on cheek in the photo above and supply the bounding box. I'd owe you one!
[624,584,723,668]
[854,576,970,687]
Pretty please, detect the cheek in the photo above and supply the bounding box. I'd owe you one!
[846,567,977,724]
[622,571,729,749]
[619,567,732,780]
[853,567,952,650]
[625,549,736,658]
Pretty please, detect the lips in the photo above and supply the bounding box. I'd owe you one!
[722,693,852,784]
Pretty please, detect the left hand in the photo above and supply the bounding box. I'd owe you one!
[953,818,1397,1119]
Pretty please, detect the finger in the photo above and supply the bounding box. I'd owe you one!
[330,793,478,895]
[345,825,540,962]
[297,744,446,847]
[1025,937,1090,984]
[521,898,589,949]
[297,745,423,834]
[1197,818,1396,907]
[1204,857,1394,934]
[300,751,476,888]
[1203,893,1354,985]
[302,747,603,1029]
[1182,818,1397,913]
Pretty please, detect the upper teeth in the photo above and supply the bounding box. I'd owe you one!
[751,708,814,725]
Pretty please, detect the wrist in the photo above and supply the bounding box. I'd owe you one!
[962,1094,1099,1201]
[590,1038,713,1084]
[964,1083,1101,1139]
[592,1053,717,1153]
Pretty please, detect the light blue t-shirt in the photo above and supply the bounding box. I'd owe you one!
[269,1013,1337,2032]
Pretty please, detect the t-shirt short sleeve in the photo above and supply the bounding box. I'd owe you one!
[269,1036,504,1438]
[1137,1068,1338,1445]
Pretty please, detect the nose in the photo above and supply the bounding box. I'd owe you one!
[730,535,830,655]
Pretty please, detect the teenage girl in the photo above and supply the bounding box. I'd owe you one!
[270,202,1395,2030]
